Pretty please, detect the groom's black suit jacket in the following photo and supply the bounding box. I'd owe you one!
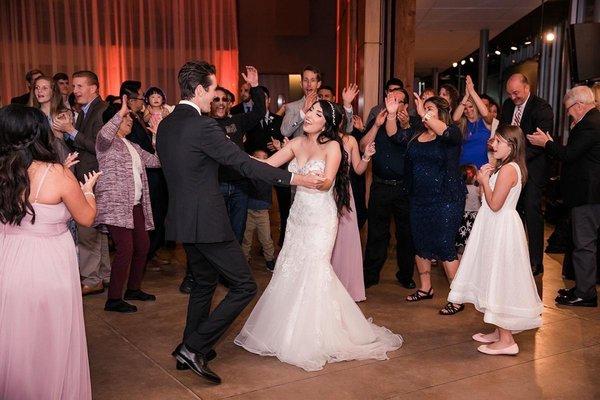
[156,104,292,244]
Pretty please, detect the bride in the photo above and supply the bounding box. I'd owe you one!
[234,100,402,371]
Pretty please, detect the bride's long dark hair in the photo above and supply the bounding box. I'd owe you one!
[309,100,351,215]
[0,105,59,225]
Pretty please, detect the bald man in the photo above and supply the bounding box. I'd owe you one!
[500,73,554,276]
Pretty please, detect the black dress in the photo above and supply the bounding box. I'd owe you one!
[395,124,465,261]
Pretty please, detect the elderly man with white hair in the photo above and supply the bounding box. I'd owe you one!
[528,85,600,307]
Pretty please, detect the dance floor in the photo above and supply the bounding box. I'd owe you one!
[84,225,600,400]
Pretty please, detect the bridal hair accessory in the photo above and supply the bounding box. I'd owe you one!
[328,101,336,127]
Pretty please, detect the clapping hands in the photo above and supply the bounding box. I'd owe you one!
[526,127,553,147]
[476,163,494,185]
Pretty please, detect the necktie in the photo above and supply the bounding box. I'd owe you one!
[75,110,84,130]
[513,105,522,126]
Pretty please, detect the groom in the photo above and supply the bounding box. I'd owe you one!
[157,60,323,384]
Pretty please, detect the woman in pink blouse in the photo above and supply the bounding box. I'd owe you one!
[95,97,161,313]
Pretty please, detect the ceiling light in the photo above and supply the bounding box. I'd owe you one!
[545,32,555,42]
[524,40,532,45]
[452,62,458,68]
[469,57,474,62]
[460,60,466,65]
[494,50,501,55]
[510,46,518,51]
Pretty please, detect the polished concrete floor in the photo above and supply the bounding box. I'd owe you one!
[84,224,600,400]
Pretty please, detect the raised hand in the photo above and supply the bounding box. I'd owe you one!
[63,152,80,169]
[80,170,103,194]
[342,83,359,107]
[52,113,75,134]
[241,66,259,87]
[302,91,318,113]
[352,115,365,132]
[118,95,129,117]
[385,94,400,115]
[268,137,282,152]
[413,92,426,117]
[465,75,475,95]
[374,109,388,127]
[364,142,376,158]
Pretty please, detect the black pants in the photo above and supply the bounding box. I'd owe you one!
[571,204,600,299]
[182,240,257,355]
[518,160,545,269]
[147,168,168,260]
[274,185,291,247]
[363,181,414,285]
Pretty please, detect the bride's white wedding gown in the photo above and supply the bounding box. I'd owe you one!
[235,159,402,371]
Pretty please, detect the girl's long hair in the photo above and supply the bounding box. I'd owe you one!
[0,105,59,225]
[28,76,66,119]
[309,100,351,215]
[494,124,528,185]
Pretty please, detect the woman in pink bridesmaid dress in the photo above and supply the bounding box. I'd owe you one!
[330,133,376,302]
[0,105,100,400]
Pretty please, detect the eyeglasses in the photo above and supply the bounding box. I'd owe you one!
[213,96,231,103]
[566,102,580,111]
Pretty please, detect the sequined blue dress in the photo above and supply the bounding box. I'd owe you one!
[396,124,465,261]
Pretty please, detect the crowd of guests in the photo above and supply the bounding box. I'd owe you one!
[1,62,599,396]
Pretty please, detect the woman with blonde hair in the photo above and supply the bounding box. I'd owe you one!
[453,75,494,168]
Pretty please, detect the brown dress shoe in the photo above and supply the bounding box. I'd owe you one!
[81,282,104,296]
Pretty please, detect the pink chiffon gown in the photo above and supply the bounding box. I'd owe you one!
[0,164,92,400]
[331,147,366,302]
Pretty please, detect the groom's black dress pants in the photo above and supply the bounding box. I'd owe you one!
[182,240,257,355]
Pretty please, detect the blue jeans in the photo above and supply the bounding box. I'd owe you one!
[220,180,250,243]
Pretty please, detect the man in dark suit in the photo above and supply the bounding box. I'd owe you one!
[500,73,554,276]
[528,85,600,307]
[156,60,324,384]
[10,69,43,105]
[52,70,110,295]
[230,81,252,115]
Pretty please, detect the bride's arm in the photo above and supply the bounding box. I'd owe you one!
[255,138,297,167]
[318,141,342,191]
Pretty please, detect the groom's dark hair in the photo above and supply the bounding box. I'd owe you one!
[178,60,216,100]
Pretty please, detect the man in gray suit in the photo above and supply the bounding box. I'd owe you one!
[281,66,356,137]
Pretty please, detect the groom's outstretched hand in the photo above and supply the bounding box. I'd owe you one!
[241,66,259,88]
[292,174,326,189]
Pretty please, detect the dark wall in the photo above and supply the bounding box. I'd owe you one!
[237,0,336,91]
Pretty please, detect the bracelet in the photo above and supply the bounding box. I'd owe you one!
[361,155,371,162]
[83,191,95,198]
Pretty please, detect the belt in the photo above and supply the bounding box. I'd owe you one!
[373,176,404,186]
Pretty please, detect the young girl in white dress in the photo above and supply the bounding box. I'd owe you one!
[448,125,543,356]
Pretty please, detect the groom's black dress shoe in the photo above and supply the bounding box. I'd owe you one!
[172,344,221,383]
[179,275,194,294]
[174,348,217,370]
[557,287,576,297]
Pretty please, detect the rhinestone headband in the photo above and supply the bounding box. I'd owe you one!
[328,101,336,127]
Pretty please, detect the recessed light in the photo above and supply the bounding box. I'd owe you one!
[460,60,466,65]
[524,40,532,45]
[494,50,501,55]
[469,57,474,62]
[510,46,518,51]
[545,32,555,42]
[452,62,458,68]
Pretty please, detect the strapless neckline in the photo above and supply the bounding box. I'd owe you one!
[288,159,326,175]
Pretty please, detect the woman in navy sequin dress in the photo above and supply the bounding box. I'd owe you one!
[387,95,465,315]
